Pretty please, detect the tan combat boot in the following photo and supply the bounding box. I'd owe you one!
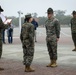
[46,60,53,67]
[51,60,57,67]
[25,66,35,72]
[0,68,4,71]
[72,47,76,51]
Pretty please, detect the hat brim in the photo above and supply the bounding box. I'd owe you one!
[46,12,53,14]
[0,6,4,12]
[0,8,4,12]
[46,11,54,14]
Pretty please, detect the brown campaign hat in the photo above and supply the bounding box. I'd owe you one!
[47,8,53,14]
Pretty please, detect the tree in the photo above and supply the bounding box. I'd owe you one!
[6,10,72,27]
[38,17,47,26]
[55,10,66,16]
[55,10,72,25]
[32,13,38,18]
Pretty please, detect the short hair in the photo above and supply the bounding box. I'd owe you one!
[72,11,76,15]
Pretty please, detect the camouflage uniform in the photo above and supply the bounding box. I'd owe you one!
[45,17,60,60]
[0,18,9,58]
[20,22,35,66]
[71,18,76,47]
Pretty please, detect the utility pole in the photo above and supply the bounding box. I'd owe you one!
[18,11,23,31]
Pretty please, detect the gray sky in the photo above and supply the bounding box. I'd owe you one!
[0,0,76,17]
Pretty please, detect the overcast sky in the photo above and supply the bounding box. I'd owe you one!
[0,0,76,17]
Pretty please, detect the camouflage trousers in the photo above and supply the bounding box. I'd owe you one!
[72,33,76,47]
[0,39,2,58]
[46,35,57,60]
[22,41,34,66]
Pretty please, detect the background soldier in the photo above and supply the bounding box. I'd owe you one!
[45,8,60,67]
[0,6,10,71]
[71,11,76,51]
[20,14,35,72]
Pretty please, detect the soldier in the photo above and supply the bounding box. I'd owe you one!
[0,6,10,70]
[45,8,60,67]
[20,14,35,72]
[71,11,76,51]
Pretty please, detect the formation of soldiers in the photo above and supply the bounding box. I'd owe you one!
[0,6,76,72]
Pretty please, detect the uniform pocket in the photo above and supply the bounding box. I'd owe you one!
[23,40,30,47]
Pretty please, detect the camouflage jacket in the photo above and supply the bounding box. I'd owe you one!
[71,18,76,33]
[45,17,60,38]
[20,22,35,43]
[0,18,9,40]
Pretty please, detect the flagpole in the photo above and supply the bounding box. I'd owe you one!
[18,11,23,32]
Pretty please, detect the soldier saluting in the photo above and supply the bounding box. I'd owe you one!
[45,8,60,67]
[71,11,76,51]
[20,14,35,72]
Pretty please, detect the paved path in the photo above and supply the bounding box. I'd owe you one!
[0,27,76,75]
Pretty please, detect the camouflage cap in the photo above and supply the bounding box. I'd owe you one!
[47,8,53,14]
[25,14,32,18]
[0,6,4,12]
[72,11,76,15]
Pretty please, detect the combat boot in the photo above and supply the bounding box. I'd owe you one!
[72,47,76,51]
[0,68,4,71]
[25,66,35,72]
[51,60,57,67]
[46,60,53,67]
